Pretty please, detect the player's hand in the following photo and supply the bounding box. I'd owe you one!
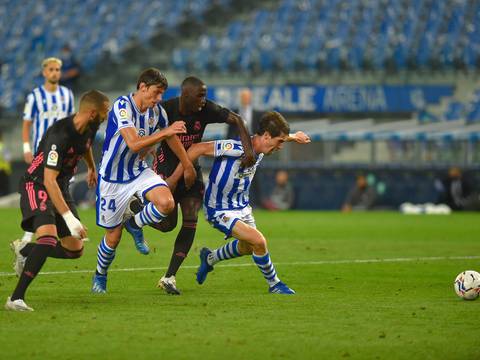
[62,211,87,239]
[291,131,311,144]
[165,121,187,137]
[24,151,33,164]
[241,151,256,168]
[86,167,97,188]
[183,165,197,189]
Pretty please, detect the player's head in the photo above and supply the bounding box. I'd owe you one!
[42,57,62,85]
[181,76,207,113]
[256,111,290,155]
[136,68,168,108]
[79,90,110,127]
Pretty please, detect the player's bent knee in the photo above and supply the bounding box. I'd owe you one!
[155,197,175,215]
[250,233,267,253]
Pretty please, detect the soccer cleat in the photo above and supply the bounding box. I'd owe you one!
[124,219,150,255]
[269,281,296,295]
[91,273,107,293]
[10,239,29,277]
[5,297,34,311]
[157,275,181,295]
[196,248,214,285]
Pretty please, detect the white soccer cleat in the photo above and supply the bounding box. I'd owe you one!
[10,239,29,277]
[157,275,181,295]
[5,297,34,311]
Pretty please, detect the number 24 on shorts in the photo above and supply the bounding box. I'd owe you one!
[100,198,117,212]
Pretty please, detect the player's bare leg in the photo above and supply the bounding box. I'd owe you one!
[6,225,85,311]
[197,221,295,294]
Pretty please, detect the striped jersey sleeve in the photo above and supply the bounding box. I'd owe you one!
[214,140,244,158]
[157,104,169,129]
[23,92,36,121]
[113,97,135,130]
[67,87,75,115]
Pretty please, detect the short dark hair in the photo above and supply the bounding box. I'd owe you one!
[257,111,290,137]
[79,89,109,110]
[181,76,204,89]
[136,68,168,90]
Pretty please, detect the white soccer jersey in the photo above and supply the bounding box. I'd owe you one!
[204,139,264,211]
[23,85,75,153]
[99,94,169,183]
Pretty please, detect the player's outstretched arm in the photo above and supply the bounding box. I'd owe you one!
[120,121,186,153]
[225,112,255,167]
[166,142,214,189]
[286,131,311,144]
[44,168,87,239]
[165,135,196,189]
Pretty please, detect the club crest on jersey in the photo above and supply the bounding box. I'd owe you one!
[138,129,146,137]
[222,215,230,223]
[47,150,59,166]
[148,117,155,127]
[194,121,201,131]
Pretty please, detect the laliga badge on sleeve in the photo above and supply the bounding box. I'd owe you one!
[47,150,59,166]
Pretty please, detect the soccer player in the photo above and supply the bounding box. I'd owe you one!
[19,57,75,244]
[5,90,110,311]
[168,111,310,294]
[130,76,256,295]
[91,68,195,293]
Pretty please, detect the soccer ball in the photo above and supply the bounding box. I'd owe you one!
[454,270,480,300]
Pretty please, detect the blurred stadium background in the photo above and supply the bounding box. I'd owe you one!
[1,0,479,210]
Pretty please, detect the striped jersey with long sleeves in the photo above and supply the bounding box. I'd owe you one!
[204,139,264,211]
[99,94,168,183]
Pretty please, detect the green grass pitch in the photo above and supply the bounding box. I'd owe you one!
[0,208,479,359]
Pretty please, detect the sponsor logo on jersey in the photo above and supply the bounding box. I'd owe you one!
[138,129,146,137]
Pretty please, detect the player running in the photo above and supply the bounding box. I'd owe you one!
[5,90,110,311]
[91,68,195,293]
[17,57,75,244]
[168,111,310,294]
[129,76,255,295]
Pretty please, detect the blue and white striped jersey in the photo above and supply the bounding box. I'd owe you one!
[99,94,169,183]
[23,85,75,153]
[204,139,264,210]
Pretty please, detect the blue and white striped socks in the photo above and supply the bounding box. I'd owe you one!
[96,237,115,275]
[207,239,242,265]
[252,252,280,287]
[134,202,166,227]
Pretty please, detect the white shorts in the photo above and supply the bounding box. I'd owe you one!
[96,168,167,228]
[204,205,256,238]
